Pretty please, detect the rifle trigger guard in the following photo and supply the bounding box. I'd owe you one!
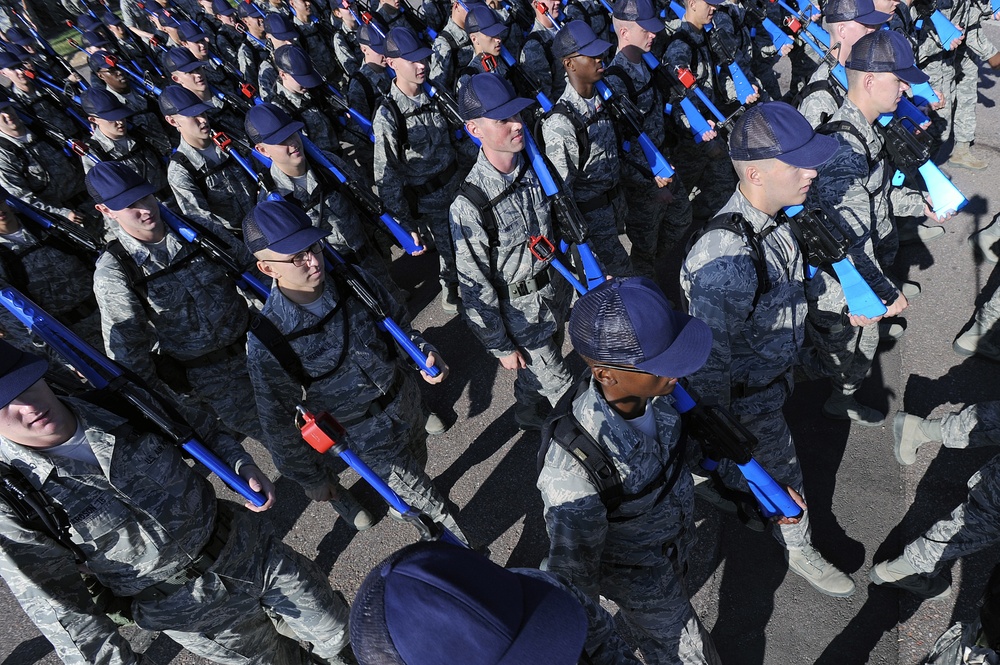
[212,131,233,149]
[528,235,554,261]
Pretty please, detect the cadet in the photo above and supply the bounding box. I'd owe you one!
[236,1,278,100]
[80,87,169,196]
[270,44,340,154]
[0,100,89,226]
[871,402,1000,599]
[0,341,359,665]
[807,30,943,425]
[538,275,721,663]
[451,73,573,430]
[456,3,508,90]
[347,20,392,170]
[87,51,174,153]
[682,102,856,597]
[287,0,342,82]
[430,0,477,92]
[543,20,631,277]
[603,0,694,280]
[162,85,256,233]
[351,540,643,665]
[165,47,249,139]
[177,22,242,93]
[795,0,889,128]
[329,0,362,87]
[519,0,563,100]
[375,26,463,313]
[206,0,243,70]
[0,51,83,140]
[244,199,465,539]
[663,0,748,220]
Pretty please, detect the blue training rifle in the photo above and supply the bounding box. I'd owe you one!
[0,287,267,507]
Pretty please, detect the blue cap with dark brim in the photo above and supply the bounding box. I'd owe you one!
[86,160,158,211]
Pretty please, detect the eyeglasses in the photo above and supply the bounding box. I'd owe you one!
[262,241,323,267]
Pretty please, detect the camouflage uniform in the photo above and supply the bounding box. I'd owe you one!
[520,21,564,100]
[270,82,340,154]
[541,83,632,276]
[537,377,721,664]
[167,137,257,233]
[663,24,737,220]
[238,38,278,101]
[797,59,841,129]
[92,218,265,441]
[0,398,351,665]
[83,127,169,196]
[450,149,573,410]
[347,62,391,170]
[564,0,611,40]
[681,188,812,550]
[603,53,694,278]
[900,402,1000,577]
[329,22,361,86]
[10,85,86,140]
[805,98,895,397]
[245,272,466,540]
[293,17,340,81]
[923,619,996,665]
[104,86,174,154]
[373,82,462,288]
[430,18,474,92]
[0,224,102,348]
[0,130,87,221]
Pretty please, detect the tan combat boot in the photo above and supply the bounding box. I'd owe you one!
[947,141,988,170]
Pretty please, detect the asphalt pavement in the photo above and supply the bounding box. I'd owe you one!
[5,23,1000,665]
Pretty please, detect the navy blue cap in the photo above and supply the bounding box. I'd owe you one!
[86,160,158,210]
[178,22,209,42]
[612,0,664,33]
[384,26,432,61]
[82,86,134,121]
[265,12,300,40]
[464,5,506,37]
[824,0,891,24]
[351,541,589,665]
[82,30,109,48]
[552,19,611,59]
[0,50,24,70]
[0,99,14,112]
[158,84,214,116]
[243,198,327,254]
[4,28,33,47]
[236,0,266,18]
[358,20,387,54]
[245,101,304,144]
[273,44,323,87]
[155,9,183,29]
[569,276,713,378]
[459,72,533,121]
[729,101,839,168]
[846,29,929,83]
[99,10,123,27]
[164,46,206,73]
[77,14,104,31]
[212,0,236,15]
[88,50,117,72]
[0,340,47,410]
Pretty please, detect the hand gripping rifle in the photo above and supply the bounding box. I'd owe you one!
[297,407,465,544]
[742,0,795,55]
[637,51,717,142]
[4,194,103,258]
[781,205,887,318]
[322,243,441,377]
[0,287,267,507]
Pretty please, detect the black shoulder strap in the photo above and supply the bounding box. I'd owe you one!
[524,30,554,66]
[457,159,530,248]
[350,70,380,120]
[793,77,844,118]
[375,95,410,166]
[696,212,773,314]
[102,238,205,316]
[817,119,874,166]
[538,376,626,513]
[248,311,313,389]
[0,243,29,291]
[169,151,234,199]
[537,101,592,172]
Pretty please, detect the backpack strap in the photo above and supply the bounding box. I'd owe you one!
[169,151,239,201]
[693,212,774,316]
[536,101,594,172]
[349,70,381,120]
[102,238,205,317]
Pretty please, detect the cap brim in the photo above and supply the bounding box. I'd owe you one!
[577,37,612,57]
[291,71,323,88]
[272,30,300,41]
[104,180,158,211]
[93,107,135,121]
[498,573,588,665]
[483,95,535,120]
[776,131,840,169]
[896,64,930,85]
[176,100,214,116]
[260,119,305,145]
[856,9,891,24]
[0,349,47,409]
[481,24,508,37]
[637,16,665,31]
[635,311,713,378]
[398,45,432,61]
[268,224,328,254]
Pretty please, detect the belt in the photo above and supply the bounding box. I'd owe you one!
[406,160,458,198]
[577,184,622,215]
[177,332,248,370]
[60,297,98,326]
[340,369,404,427]
[502,266,551,300]
[731,372,789,400]
[133,502,233,603]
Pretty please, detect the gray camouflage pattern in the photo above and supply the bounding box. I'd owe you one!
[270,82,340,154]
[0,131,87,221]
[430,19,474,92]
[167,138,257,233]
[83,127,169,196]
[520,21,564,100]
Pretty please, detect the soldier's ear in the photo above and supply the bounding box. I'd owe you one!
[257,259,280,279]
[466,119,482,138]
[591,365,618,387]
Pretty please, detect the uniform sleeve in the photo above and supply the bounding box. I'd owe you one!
[167,160,215,224]
[332,32,359,78]
[519,37,554,99]
[540,113,580,190]
[963,1,998,60]
[429,34,453,91]
[681,236,756,408]
[0,510,140,665]
[797,87,838,129]
[449,194,517,357]
[0,148,74,219]
[372,104,414,228]
[536,443,608,599]
[92,256,160,387]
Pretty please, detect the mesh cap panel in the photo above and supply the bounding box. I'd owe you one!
[568,284,645,364]
[730,107,782,161]
[242,208,269,254]
[350,548,409,665]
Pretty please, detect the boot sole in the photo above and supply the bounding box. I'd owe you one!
[821,405,885,427]
[869,564,952,600]
[892,413,918,466]
[787,560,856,598]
